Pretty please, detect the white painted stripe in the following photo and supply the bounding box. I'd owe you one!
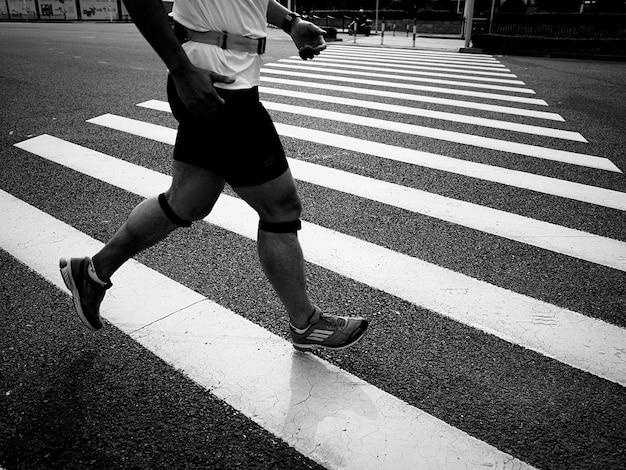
[14,134,626,386]
[288,55,518,78]
[287,159,626,272]
[329,44,501,60]
[82,112,625,270]
[323,49,506,69]
[264,63,537,94]
[278,58,525,85]
[276,123,626,211]
[111,107,626,211]
[326,46,504,66]
[262,101,618,172]
[260,77,565,121]
[259,87,586,142]
[0,190,539,470]
[261,68,548,105]
[88,113,177,143]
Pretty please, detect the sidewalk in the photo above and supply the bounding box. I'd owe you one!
[331,32,467,53]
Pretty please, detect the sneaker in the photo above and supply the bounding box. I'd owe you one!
[290,306,368,351]
[59,257,111,330]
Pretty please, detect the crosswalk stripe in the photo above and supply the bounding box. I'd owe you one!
[325,53,506,70]
[329,44,500,60]
[259,87,586,142]
[287,55,519,78]
[0,189,539,470]
[262,101,618,171]
[135,102,626,211]
[286,158,626,272]
[260,68,548,105]
[277,123,626,210]
[277,58,526,85]
[260,77,565,121]
[14,134,626,386]
[264,62,537,94]
[326,46,505,67]
[322,51,506,69]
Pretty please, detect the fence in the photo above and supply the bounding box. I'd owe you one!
[472,13,626,39]
[0,0,130,22]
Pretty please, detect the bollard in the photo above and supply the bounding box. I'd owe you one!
[412,24,416,47]
[380,22,385,45]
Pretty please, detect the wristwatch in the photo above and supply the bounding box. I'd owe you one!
[282,12,302,34]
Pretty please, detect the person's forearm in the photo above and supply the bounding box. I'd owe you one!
[123,0,192,75]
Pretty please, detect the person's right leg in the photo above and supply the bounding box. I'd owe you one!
[233,169,368,351]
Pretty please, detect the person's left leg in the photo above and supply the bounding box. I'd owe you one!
[60,161,225,330]
[93,161,226,281]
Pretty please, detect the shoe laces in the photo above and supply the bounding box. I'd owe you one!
[318,312,346,329]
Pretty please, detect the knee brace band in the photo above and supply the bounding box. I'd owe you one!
[158,193,192,227]
[258,219,302,233]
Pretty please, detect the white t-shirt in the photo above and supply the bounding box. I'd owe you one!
[173,0,269,90]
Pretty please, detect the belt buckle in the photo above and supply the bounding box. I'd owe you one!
[220,32,228,49]
[257,37,267,54]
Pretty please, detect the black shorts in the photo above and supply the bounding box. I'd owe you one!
[166,75,288,187]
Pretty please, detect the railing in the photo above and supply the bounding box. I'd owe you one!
[472,14,626,39]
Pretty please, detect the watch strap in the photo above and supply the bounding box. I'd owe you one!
[281,12,302,34]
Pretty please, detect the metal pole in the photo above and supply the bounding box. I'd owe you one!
[489,0,497,34]
[464,0,475,49]
[375,0,379,33]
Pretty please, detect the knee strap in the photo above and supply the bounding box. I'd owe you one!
[158,193,192,227]
[259,219,302,233]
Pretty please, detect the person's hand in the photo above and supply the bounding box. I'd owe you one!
[171,65,234,117]
[290,20,327,60]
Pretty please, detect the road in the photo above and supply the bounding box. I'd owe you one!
[1,22,625,470]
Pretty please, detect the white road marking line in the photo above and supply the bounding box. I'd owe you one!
[287,158,626,272]
[279,122,626,210]
[259,87,586,142]
[0,189,539,470]
[327,46,504,65]
[260,77,565,121]
[322,50,506,69]
[14,134,626,386]
[278,58,525,85]
[136,102,626,211]
[330,43,500,59]
[262,101,617,172]
[264,63,537,94]
[287,55,518,78]
[261,68,548,105]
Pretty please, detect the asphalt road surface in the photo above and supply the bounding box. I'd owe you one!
[1,22,625,470]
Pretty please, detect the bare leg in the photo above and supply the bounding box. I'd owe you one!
[93,161,225,280]
[233,169,314,329]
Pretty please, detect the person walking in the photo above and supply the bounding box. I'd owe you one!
[60,0,368,351]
